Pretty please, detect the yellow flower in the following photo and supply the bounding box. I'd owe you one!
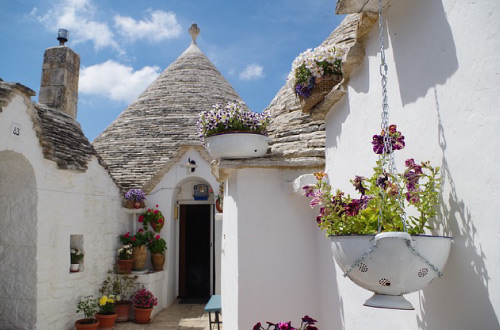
[99,295,108,306]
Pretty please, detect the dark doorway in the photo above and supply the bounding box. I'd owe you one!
[179,204,211,299]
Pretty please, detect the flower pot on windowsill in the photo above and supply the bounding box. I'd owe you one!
[131,245,147,271]
[117,259,134,274]
[205,132,269,160]
[151,253,166,271]
[330,232,452,310]
[70,263,80,272]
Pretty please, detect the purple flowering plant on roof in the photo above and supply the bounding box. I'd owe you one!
[303,125,441,235]
[254,315,318,330]
[197,100,271,146]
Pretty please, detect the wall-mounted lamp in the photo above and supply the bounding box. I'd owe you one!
[181,158,198,174]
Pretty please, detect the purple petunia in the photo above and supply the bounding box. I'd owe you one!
[372,124,405,154]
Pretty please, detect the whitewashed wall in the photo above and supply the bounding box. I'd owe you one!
[222,168,323,329]
[147,147,221,308]
[0,92,127,329]
[323,0,500,329]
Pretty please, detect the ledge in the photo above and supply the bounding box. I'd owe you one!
[335,0,391,14]
[211,156,324,181]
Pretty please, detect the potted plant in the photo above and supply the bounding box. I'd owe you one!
[147,234,167,271]
[120,229,153,271]
[288,45,345,113]
[254,315,318,330]
[116,243,133,274]
[70,248,84,272]
[95,294,117,330]
[131,287,158,324]
[197,100,271,159]
[124,188,146,209]
[100,270,140,323]
[304,125,452,310]
[139,205,165,232]
[75,295,99,330]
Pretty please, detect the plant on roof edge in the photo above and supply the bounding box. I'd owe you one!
[288,45,345,99]
[197,100,270,146]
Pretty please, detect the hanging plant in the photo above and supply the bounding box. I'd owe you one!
[304,125,441,236]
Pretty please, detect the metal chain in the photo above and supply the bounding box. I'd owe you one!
[406,240,444,277]
[377,0,408,232]
[343,241,379,277]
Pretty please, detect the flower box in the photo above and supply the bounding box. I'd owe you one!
[206,132,269,159]
[298,74,342,113]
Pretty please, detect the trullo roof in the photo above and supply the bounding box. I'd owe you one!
[92,24,242,192]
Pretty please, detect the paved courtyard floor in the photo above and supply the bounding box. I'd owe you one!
[115,302,222,330]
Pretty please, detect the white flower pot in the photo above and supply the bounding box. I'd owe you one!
[206,132,269,159]
[70,263,80,272]
[331,232,452,310]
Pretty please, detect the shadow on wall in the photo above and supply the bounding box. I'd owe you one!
[416,89,499,330]
[389,0,458,106]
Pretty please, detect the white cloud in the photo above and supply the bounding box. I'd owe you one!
[114,10,181,42]
[239,64,264,81]
[79,60,161,103]
[31,0,121,52]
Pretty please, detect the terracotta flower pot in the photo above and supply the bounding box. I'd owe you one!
[95,313,117,330]
[125,200,145,209]
[134,307,153,324]
[115,301,132,322]
[151,253,166,271]
[131,245,147,271]
[216,199,223,213]
[74,318,99,330]
[117,259,134,274]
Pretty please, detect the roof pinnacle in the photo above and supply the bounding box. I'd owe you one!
[189,23,200,45]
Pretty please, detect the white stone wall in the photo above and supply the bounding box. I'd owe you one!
[0,150,38,330]
[0,93,127,329]
[322,0,500,328]
[222,168,322,329]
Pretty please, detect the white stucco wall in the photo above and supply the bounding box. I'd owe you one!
[0,93,127,329]
[323,0,500,329]
[222,168,324,329]
[147,147,221,309]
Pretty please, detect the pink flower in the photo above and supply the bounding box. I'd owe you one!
[132,237,136,241]
[158,218,164,223]
[138,228,144,233]
[155,235,160,239]
[138,215,144,223]
[156,204,159,207]
[153,210,159,214]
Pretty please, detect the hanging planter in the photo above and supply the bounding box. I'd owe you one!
[304,124,452,309]
[288,45,345,113]
[331,232,452,309]
[198,100,270,160]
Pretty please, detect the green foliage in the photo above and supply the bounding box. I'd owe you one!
[148,236,167,254]
[100,269,140,302]
[307,159,442,236]
[76,295,99,319]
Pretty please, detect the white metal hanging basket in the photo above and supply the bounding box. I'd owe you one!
[331,232,452,310]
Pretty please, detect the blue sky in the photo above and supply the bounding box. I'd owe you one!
[0,0,344,141]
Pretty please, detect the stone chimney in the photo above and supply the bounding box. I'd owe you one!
[38,29,80,118]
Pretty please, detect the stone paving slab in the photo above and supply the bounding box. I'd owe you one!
[115,302,222,330]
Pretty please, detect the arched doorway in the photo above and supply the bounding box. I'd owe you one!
[174,177,214,303]
[0,151,38,329]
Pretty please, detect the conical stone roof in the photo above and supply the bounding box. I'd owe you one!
[93,24,242,192]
